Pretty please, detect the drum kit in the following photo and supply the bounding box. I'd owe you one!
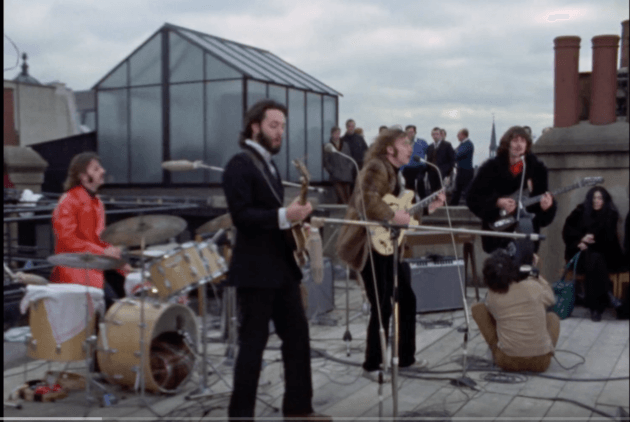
[19,213,233,410]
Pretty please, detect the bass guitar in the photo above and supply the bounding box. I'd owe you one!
[286,159,311,267]
[492,177,603,231]
[369,189,444,255]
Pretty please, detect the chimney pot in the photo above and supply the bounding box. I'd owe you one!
[589,35,620,125]
[553,36,581,127]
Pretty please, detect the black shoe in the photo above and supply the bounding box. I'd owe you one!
[590,310,602,322]
[284,411,332,422]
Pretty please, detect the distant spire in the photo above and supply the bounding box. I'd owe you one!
[489,114,497,158]
[13,52,41,85]
[20,53,28,76]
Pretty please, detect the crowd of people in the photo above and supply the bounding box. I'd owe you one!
[324,121,475,205]
[41,101,628,420]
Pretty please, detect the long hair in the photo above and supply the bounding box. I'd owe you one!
[581,186,618,228]
[363,128,406,163]
[483,249,519,294]
[63,152,100,192]
[496,126,532,158]
[239,100,287,147]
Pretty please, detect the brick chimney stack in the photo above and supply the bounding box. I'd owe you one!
[621,20,629,69]
[553,36,581,127]
[589,35,620,125]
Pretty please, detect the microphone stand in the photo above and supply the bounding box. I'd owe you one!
[421,159,476,390]
[325,145,389,417]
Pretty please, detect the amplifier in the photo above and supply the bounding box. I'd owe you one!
[405,257,464,313]
[301,257,334,319]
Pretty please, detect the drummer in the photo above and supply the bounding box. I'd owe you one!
[50,152,131,309]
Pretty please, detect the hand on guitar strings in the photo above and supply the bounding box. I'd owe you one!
[540,192,554,211]
[392,209,411,225]
[496,197,517,214]
[286,199,313,223]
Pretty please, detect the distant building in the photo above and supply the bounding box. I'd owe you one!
[3,53,85,147]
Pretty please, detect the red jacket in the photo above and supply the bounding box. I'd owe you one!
[51,185,112,289]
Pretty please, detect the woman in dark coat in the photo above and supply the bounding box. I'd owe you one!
[562,187,624,321]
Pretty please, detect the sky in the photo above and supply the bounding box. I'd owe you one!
[4,0,628,165]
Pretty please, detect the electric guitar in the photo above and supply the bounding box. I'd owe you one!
[369,189,444,255]
[491,177,603,231]
[287,159,310,267]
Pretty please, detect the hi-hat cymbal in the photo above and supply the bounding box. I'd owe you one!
[48,253,125,270]
[196,213,232,235]
[101,215,187,247]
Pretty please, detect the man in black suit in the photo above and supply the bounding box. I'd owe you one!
[223,100,330,421]
[426,127,456,193]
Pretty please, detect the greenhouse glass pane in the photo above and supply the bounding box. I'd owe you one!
[97,89,129,183]
[205,53,242,80]
[170,83,204,183]
[169,32,203,83]
[268,84,288,180]
[247,80,266,110]
[99,62,128,89]
[323,95,337,181]
[129,87,162,183]
[306,93,323,182]
[129,33,162,86]
[288,89,305,183]
[205,80,243,183]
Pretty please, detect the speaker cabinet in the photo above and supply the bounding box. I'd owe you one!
[406,257,464,313]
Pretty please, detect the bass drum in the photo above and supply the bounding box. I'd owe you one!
[96,299,198,394]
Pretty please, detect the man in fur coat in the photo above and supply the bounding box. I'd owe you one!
[336,127,445,382]
[466,126,556,254]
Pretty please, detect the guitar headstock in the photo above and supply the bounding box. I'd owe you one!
[580,177,604,187]
[292,159,311,205]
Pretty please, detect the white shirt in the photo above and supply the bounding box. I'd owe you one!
[244,139,291,229]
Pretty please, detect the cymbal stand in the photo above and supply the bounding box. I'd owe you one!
[82,269,112,413]
[185,276,214,399]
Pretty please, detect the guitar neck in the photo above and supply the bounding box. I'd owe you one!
[522,183,580,207]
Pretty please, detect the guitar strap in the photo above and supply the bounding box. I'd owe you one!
[244,149,283,206]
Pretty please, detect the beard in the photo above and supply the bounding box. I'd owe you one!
[257,131,281,155]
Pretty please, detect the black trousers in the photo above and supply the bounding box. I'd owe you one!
[228,283,313,418]
[103,270,126,311]
[402,166,427,199]
[360,251,416,371]
[450,168,474,206]
[577,250,614,313]
[427,167,443,194]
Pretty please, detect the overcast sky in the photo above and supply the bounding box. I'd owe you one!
[4,0,628,165]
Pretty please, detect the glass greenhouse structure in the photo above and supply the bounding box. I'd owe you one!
[93,23,341,185]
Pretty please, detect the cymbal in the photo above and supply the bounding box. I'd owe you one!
[47,253,125,270]
[196,213,233,235]
[101,215,187,247]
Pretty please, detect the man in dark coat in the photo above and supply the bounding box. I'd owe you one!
[222,100,330,421]
[341,118,369,170]
[449,128,475,205]
[466,126,556,254]
[426,127,456,194]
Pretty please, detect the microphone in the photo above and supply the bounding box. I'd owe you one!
[161,160,202,172]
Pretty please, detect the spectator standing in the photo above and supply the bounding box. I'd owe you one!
[323,126,353,204]
[400,125,429,199]
[449,128,475,205]
[425,127,455,194]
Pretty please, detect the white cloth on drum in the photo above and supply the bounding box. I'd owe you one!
[20,284,105,345]
[124,271,152,296]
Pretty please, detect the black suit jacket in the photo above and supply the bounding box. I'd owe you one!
[426,141,456,178]
[222,146,302,288]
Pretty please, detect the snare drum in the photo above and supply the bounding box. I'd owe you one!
[96,299,198,393]
[196,241,228,283]
[149,243,206,299]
